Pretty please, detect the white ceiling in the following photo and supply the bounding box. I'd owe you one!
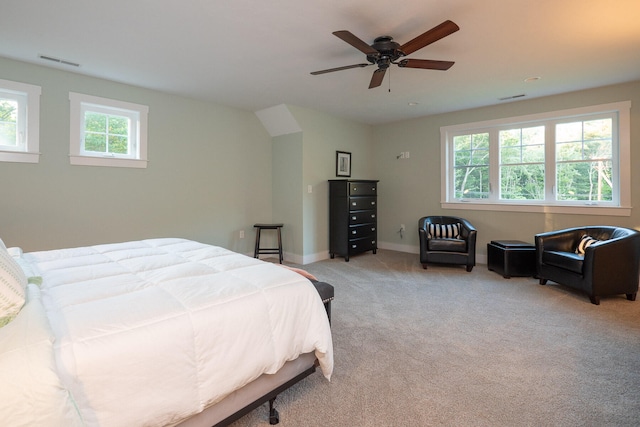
[2,0,639,125]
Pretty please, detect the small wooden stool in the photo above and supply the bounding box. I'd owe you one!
[253,223,284,263]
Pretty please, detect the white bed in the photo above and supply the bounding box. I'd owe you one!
[0,238,333,426]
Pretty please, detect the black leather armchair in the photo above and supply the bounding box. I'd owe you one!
[419,216,477,272]
[535,226,640,305]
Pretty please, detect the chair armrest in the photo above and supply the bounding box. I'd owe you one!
[584,233,640,290]
[584,233,640,268]
[418,217,429,253]
[418,217,429,232]
[458,218,477,239]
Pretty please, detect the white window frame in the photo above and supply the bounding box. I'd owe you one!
[0,79,41,163]
[440,101,631,216]
[69,92,148,168]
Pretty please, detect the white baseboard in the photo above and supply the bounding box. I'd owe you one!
[377,241,420,254]
[285,251,330,265]
[377,241,487,265]
[280,245,487,266]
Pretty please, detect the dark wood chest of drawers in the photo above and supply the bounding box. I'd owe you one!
[329,179,379,261]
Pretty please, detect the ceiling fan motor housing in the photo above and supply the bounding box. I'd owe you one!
[367,36,404,68]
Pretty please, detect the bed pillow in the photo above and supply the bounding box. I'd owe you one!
[428,223,461,239]
[0,247,28,327]
[6,247,43,286]
[14,257,43,286]
[575,235,599,255]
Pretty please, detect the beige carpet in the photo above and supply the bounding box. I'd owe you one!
[231,250,640,426]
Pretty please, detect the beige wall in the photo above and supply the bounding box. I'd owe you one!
[0,57,273,253]
[272,132,304,258]
[288,105,373,263]
[2,55,638,264]
[373,80,640,261]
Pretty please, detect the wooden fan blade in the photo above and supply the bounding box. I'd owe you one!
[398,59,455,70]
[333,30,379,56]
[310,63,371,75]
[369,68,386,88]
[400,20,460,55]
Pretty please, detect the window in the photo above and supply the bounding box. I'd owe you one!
[499,125,545,201]
[441,101,631,216]
[555,118,613,202]
[453,132,489,199]
[0,79,41,163]
[69,92,148,168]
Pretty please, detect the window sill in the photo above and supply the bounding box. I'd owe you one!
[70,155,147,168]
[0,151,40,163]
[441,201,631,217]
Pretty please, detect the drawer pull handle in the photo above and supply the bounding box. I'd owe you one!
[371,201,376,205]
[372,227,376,231]
[352,202,357,206]
[352,244,357,248]
[371,214,376,218]
[352,230,357,234]
[352,216,357,220]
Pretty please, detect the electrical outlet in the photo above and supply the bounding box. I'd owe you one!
[239,230,245,239]
[405,151,410,158]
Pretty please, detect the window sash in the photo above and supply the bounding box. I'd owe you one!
[80,104,139,159]
[0,94,24,150]
[0,79,41,163]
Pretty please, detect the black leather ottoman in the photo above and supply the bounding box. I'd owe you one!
[487,240,536,278]
[311,280,334,324]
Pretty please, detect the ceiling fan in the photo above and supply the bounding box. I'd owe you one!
[311,20,459,89]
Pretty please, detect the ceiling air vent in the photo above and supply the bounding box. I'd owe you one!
[39,54,80,67]
[498,94,525,101]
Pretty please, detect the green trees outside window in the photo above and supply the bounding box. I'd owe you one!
[451,116,615,204]
[84,111,130,155]
[499,126,545,200]
[0,99,18,147]
[556,119,612,202]
[453,133,489,199]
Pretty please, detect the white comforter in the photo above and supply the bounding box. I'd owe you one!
[0,238,333,427]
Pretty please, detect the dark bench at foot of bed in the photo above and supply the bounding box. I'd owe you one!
[310,280,334,324]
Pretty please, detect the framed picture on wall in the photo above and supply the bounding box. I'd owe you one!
[336,151,351,177]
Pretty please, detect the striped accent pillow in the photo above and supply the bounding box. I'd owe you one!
[0,247,27,327]
[575,235,598,255]
[429,223,461,239]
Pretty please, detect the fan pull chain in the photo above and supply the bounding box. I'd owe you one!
[388,67,391,93]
